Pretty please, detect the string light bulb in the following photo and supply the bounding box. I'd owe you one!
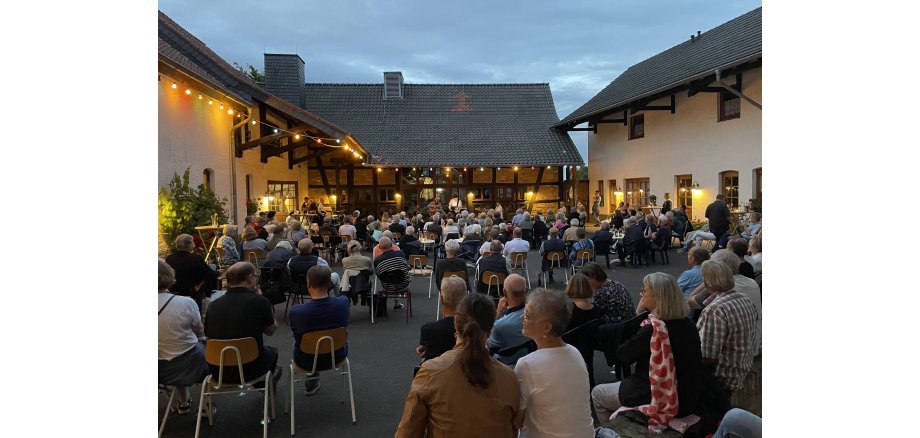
[198,94,202,100]
[273,128,278,134]
[335,139,340,144]
[171,82,177,89]
[219,104,224,110]
[227,109,233,115]
[185,89,191,95]
[513,166,519,171]
[251,120,257,125]
[294,134,301,140]
[208,100,213,105]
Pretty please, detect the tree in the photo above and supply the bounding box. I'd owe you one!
[233,62,265,82]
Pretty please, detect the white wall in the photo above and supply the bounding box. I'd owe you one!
[158,77,309,223]
[588,68,761,221]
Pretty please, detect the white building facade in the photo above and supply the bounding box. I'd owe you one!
[558,7,762,221]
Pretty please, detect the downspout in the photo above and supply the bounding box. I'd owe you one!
[229,110,251,224]
[715,68,762,110]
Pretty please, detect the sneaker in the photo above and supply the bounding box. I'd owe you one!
[304,379,321,396]
[393,302,405,311]
[176,401,191,415]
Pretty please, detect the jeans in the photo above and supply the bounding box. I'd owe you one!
[713,408,762,438]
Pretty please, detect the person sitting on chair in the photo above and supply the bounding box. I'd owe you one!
[563,218,581,242]
[678,247,709,298]
[373,236,411,314]
[338,215,357,241]
[435,239,470,292]
[416,276,468,361]
[487,274,530,366]
[288,265,350,396]
[204,262,281,387]
[340,241,373,303]
[569,227,595,267]
[166,234,217,311]
[397,293,521,437]
[616,218,646,267]
[288,239,340,295]
[502,227,531,271]
[476,240,509,295]
[399,226,425,259]
[158,259,208,415]
[580,262,634,323]
[537,226,566,286]
[728,237,757,279]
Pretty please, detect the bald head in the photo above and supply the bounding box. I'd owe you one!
[503,274,527,304]
[298,238,314,254]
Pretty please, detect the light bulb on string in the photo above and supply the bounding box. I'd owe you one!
[208,100,213,105]
[185,89,191,95]
[219,104,224,110]
[198,94,202,100]
[171,82,177,89]
[294,134,301,140]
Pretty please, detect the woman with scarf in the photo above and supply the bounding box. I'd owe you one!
[591,272,704,433]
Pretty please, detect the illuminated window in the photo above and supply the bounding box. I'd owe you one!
[719,171,739,209]
[267,181,298,212]
[676,174,693,218]
[625,178,650,206]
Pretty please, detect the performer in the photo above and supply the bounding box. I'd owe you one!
[448,195,463,213]
[592,190,603,224]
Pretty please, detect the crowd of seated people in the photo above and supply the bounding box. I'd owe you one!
[160,202,762,436]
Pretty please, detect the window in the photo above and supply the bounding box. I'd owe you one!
[719,91,741,121]
[608,179,618,208]
[753,168,762,201]
[629,114,644,140]
[496,187,514,202]
[719,171,739,209]
[378,189,396,202]
[596,181,605,206]
[267,181,298,212]
[676,174,693,217]
[517,186,535,201]
[354,189,373,202]
[625,178,650,207]
[203,168,213,192]
[472,187,492,201]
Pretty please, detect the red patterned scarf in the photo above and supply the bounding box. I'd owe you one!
[613,314,679,434]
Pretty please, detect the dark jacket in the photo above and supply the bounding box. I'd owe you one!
[165,250,215,306]
[617,317,703,418]
[476,254,509,294]
[399,235,424,258]
[419,316,456,360]
[705,200,732,235]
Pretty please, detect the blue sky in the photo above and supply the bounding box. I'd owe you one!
[159,0,762,161]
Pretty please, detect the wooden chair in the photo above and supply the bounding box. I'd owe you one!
[571,248,595,275]
[286,328,356,435]
[407,254,434,299]
[196,338,275,438]
[481,271,507,300]
[243,248,266,268]
[437,271,468,319]
[509,251,531,289]
[543,251,568,285]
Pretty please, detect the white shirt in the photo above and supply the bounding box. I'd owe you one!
[734,274,762,350]
[515,344,594,438]
[503,238,531,269]
[480,240,501,255]
[338,224,356,239]
[158,293,201,361]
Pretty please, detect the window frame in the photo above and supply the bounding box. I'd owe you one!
[266,180,298,213]
[719,90,741,121]
[624,177,650,207]
[676,174,693,217]
[629,114,645,140]
[719,171,740,209]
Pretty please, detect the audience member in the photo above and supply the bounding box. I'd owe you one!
[374,230,395,259]
[592,272,702,430]
[696,260,759,393]
[288,239,340,294]
[580,262,634,323]
[515,288,594,437]
[217,225,241,267]
[502,227,531,269]
[204,262,281,387]
[165,234,216,310]
[241,226,269,265]
[569,227,595,267]
[288,265,350,395]
[397,293,521,437]
[488,274,530,366]
[416,277,468,361]
[264,224,284,251]
[728,238,757,279]
[538,227,566,286]
[158,259,207,415]
[338,215,357,240]
[705,194,732,249]
[713,408,762,438]
[476,240,509,295]
[435,239,470,291]
[746,236,762,274]
[340,241,372,297]
[442,219,460,240]
[373,236,411,315]
[563,218,581,241]
[399,226,425,258]
[678,247,709,298]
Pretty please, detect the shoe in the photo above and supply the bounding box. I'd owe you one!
[548,277,555,285]
[394,302,405,311]
[304,379,321,396]
[176,401,191,415]
[200,402,217,417]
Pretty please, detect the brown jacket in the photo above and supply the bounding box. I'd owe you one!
[396,349,521,438]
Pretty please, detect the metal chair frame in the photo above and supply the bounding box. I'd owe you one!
[543,251,568,285]
[286,328,357,435]
[509,251,531,290]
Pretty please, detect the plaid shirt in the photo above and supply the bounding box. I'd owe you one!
[697,291,759,390]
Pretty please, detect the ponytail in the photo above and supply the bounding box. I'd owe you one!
[455,293,498,389]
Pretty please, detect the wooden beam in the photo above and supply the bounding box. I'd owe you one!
[316,155,332,197]
[631,94,676,114]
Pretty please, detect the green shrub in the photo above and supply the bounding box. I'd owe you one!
[158,168,229,251]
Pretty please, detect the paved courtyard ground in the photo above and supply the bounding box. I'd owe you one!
[158,230,707,437]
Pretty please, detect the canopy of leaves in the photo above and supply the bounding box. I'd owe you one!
[158,168,229,248]
[233,62,265,82]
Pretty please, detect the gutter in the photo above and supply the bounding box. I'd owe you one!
[229,112,251,224]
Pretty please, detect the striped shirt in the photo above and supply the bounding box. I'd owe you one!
[697,291,759,391]
[373,251,411,294]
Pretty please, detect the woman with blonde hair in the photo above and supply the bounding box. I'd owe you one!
[592,272,703,431]
[397,293,521,437]
[217,224,241,267]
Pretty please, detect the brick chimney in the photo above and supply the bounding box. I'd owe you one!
[263,53,305,107]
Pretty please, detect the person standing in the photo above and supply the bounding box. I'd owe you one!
[661,192,673,215]
[593,190,603,224]
[705,194,732,250]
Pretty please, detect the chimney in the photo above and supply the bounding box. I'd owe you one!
[383,71,403,100]
[263,53,306,107]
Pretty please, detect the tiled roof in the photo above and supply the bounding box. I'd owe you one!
[302,83,583,167]
[157,11,354,142]
[557,7,762,127]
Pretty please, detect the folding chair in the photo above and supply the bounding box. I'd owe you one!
[543,251,568,285]
[243,248,266,268]
[481,271,507,301]
[407,254,434,299]
[508,251,531,289]
[286,328,356,435]
[571,248,595,276]
[592,240,612,268]
[195,338,276,438]
[437,271,468,319]
[158,384,178,438]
